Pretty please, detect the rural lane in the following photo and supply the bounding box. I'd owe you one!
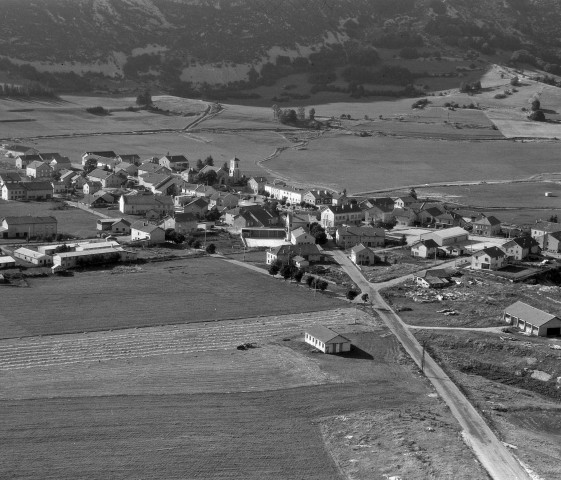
[329,250,531,480]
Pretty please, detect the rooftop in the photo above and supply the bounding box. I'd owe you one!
[505,301,559,327]
[305,325,349,343]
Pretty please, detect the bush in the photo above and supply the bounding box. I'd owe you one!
[346,289,359,300]
[268,263,280,276]
[528,110,546,122]
[86,106,110,115]
[205,243,216,254]
[192,240,201,249]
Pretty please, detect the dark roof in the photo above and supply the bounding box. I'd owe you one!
[476,246,506,258]
[161,155,188,163]
[325,204,362,214]
[0,171,22,182]
[249,176,268,183]
[412,239,439,249]
[2,215,57,225]
[305,325,349,343]
[503,236,539,249]
[88,168,113,179]
[474,214,501,226]
[337,226,384,237]
[139,162,170,174]
[504,301,559,327]
[533,221,561,234]
[22,181,52,191]
[84,151,117,158]
[131,221,163,234]
[270,243,321,256]
[175,212,198,223]
[27,160,49,169]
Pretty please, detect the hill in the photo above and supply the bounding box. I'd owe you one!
[1,0,561,100]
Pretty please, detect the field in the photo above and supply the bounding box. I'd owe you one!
[0,257,344,339]
[0,199,99,238]
[0,308,488,480]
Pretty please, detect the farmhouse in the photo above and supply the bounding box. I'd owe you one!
[138,161,171,177]
[503,301,561,337]
[26,161,52,179]
[411,239,439,258]
[414,268,456,288]
[472,214,502,237]
[180,197,209,216]
[350,244,376,266]
[335,226,385,249]
[175,212,198,235]
[303,190,333,206]
[420,226,469,247]
[232,206,278,230]
[0,255,16,268]
[502,236,540,260]
[21,181,54,200]
[320,204,364,228]
[264,183,305,204]
[394,196,417,209]
[0,171,23,186]
[83,181,101,195]
[471,246,507,270]
[117,154,141,165]
[393,207,418,227]
[131,221,166,244]
[49,157,72,171]
[87,169,126,188]
[0,216,57,239]
[289,227,315,245]
[304,325,351,354]
[248,176,268,194]
[539,231,561,253]
[4,144,39,157]
[119,194,174,216]
[209,192,239,209]
[15,153,41,169]
[363,197,395,224]
[532,221,561,248]
[266,244,323,265]
[14,247,52,266]
[81,151,117,164]
[115,162,138,177]
[2,183,27,201]
[96,218,131,235]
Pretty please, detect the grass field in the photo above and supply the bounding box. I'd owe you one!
[0,309,488,480]
[0,257,343,339]
[0,199,99,238]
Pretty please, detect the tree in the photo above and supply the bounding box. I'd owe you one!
[196,159,204,171]
[197,169,217,185]
[531,98,541,111]
[293,268,305,283]
[309,108,316,120]
[318,280,328,291]
[548,214,558,223]
[310,222,328,245]
[54,244,71,253]
[306,275,315,287]
[205,243,216,254]
[136,90,152,107]
[361,293,369,303]
[222,161,228,171]
[280,264,294,280]
[346,289,359,300]
[268,263,280,276]
[272,104,280,120]
[83,158,97,175]
[297,106,305,121]
[528,110,546,122]
[192,240,201,249]
[204,155,214,166]
[510,76,520,86]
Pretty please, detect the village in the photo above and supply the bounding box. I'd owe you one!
[1,142,561,341]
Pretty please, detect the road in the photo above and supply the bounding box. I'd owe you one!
[329,250,531,480]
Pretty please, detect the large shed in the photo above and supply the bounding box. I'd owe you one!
[304,325,351,354]
[503,301,561,337]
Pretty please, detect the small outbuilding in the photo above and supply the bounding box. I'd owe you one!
[503,301,561,337]
[0,255,16,268]
[304,325,352,354]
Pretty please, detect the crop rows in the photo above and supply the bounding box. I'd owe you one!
[0,308,368,370]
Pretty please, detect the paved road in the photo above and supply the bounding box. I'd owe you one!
[329,249,530,480]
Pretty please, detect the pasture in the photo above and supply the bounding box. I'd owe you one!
[0,199,98,238]
[0,309,486,480]
[0,257,342,339]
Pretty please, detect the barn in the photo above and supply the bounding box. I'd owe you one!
[304,325,351,354]
[503,301,561,337]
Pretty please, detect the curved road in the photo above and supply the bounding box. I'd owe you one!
[330,250,530,480]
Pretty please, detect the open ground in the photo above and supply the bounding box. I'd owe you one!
[0,308,488,480]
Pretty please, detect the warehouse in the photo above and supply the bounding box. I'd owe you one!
[503,301,561,337]
[304,325,351,354]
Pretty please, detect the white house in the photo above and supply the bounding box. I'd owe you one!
[130,221,166,244]
[350,244,376,266]
[289,227,315,245]
[304,325,352,354]
[471,246,507,270]
[321,204,364,228]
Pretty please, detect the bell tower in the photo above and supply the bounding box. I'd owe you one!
[229,157,241,182]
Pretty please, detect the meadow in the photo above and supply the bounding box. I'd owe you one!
[0,257,342,339]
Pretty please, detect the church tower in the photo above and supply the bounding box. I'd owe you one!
[229,157,241,183]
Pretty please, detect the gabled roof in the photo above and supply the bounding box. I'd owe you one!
[88,168,113,180]
[503,236,539,249]
[131,221,163,234]
[27,160,49,169]
[305,189,333,199]
[2,215,56,225]
[423,206,444,217]
[83,151,117,158]
[14,247,48,259]
[305,325,349,343]
[0,172,22,182]
[351,243,374,254]
[504,301,559,327]
[429,226,468,239]
[186,197,209,208]
[324,204,362,215]
[270,243,321,256]
[161,155,188,163]
[249,176,268,183]
[336,226,384,237]
[417,268,456,279]
[533,221,561,233]
[60,170,78,180]
[395,195,416,203]
[473,246,506,258]
[22,181,52,191]
[138,162,170,174]
[175,212,198,223]
[474,214,501,226]
[412,239,439,249]
[291,227,310,238]
[118,154,140,162]
[140,173,171,186]
[16,153,42,162]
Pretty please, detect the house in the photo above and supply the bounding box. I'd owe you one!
[119,194,174,216]
[95,157,119,171]
[472,214,502,237]
[139,173,181,195]
[264,183,305,204]
[531,221,561,247]
[72,175,88,189]
[2,183,26,201]
[335,226,385,249]
[304,325,351,354]
[21,181,53,200]
[130,221,166,244]
[503,301,561,336]
[159,155,189,172]
[117,154,141,165]
[303,190,333,206]
[266,244,323,265]
[232,206,278,230]
[198,165,229,184]
[411,239,440,259]
[539,231,561,253]
[471,246,507,270]
[60,170,79,186]
[96,218,131,235]
[393,207,418,227]
[49,157,72,171]
[418,206,463,229]
[289,227,316,245]
[0,216,57,239]
[502,236,540,261]
[331,192,349,206]
[181,197,209,217]
[292,255,309,269]
[14,247,52,266]
[87,169,126,189]
[53,247,136,270]
[248,176,268,194]
[138,162,171,177]
[363,197,395,225]
[51,181,67,195]
[414,268,456,288]
[83,181,102,195]
[26,160,52,179]
[285,212,318,231]
[350,244,377,266]
[0,255,16,268]
[175,212,198,235]
[81,151,117,164]
[4,145,39,157]
[394,195,417,209]
[420,226,469,247]
[209,192,239,209]
[115,162,139,177]
[15,153,42,169]
[321,204,364,228]
[0,171,23,186]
